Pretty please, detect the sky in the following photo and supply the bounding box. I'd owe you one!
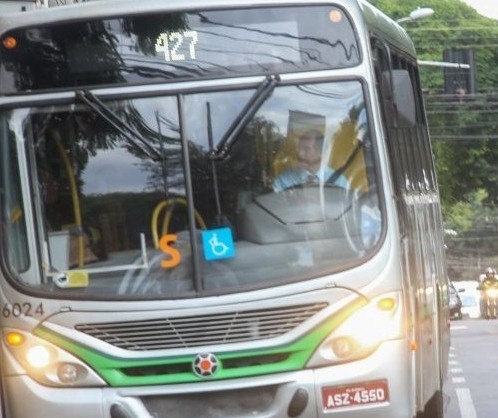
[461,0,498,20]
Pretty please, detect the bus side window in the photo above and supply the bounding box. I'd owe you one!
[388,70,416,128]
[372,38,427,196]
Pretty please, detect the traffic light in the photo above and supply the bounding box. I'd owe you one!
[443,49,476,95]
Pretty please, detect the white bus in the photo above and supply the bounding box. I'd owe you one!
[0,0,40,12]
[0,0,449,417]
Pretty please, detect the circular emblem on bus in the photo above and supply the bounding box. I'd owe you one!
[192,353,219,378]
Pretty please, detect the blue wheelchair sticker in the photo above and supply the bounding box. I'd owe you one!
[202,227,235,261]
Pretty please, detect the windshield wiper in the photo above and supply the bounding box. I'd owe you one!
[76,89,159,160]
[209,74,280,159]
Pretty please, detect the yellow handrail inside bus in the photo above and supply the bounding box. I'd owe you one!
[151,198,206,248]
[51,130,85,268]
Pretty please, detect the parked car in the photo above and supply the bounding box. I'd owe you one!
[449,283,463,320]
[453,280,482,318]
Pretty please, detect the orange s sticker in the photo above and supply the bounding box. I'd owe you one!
[159,234,181,268]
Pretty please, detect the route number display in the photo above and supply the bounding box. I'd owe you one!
[155,31,199,61]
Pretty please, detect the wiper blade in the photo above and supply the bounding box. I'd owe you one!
[209,74,280,159]
[76,89,159,160]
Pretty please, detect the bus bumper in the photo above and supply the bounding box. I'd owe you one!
[3,339,413,418]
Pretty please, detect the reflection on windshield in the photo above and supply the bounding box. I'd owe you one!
[1,80,382,299]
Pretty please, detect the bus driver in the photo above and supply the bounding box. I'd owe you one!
[273,129,349,192]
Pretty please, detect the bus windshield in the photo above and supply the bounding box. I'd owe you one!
[1,80,382,299]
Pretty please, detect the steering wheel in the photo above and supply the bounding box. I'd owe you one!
[342,186,381,255]
[281,181,346,192]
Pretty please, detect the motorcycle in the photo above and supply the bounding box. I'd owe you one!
[482,282,498,319]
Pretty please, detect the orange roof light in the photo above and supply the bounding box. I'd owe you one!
[329,10,343,23]
[2,36,17,50]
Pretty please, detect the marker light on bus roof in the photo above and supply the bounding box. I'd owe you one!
[307,292,403,366]
[4,329,106,387]
[329,10,343,23]
[2,36,17,50]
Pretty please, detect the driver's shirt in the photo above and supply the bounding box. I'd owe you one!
[273,166,349,192]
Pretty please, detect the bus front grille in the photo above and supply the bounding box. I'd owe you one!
[75,303,328,350]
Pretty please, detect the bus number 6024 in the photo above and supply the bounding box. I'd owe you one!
[2,302,44,318]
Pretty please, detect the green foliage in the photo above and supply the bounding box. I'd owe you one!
[445,200,473,232]
[444,188,487,233]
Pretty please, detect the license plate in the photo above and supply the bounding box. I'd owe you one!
[322,379,389,410]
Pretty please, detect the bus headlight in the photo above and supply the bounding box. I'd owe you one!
[26,344,51,368]
[307,292,403,367]
[4,329,106,387]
